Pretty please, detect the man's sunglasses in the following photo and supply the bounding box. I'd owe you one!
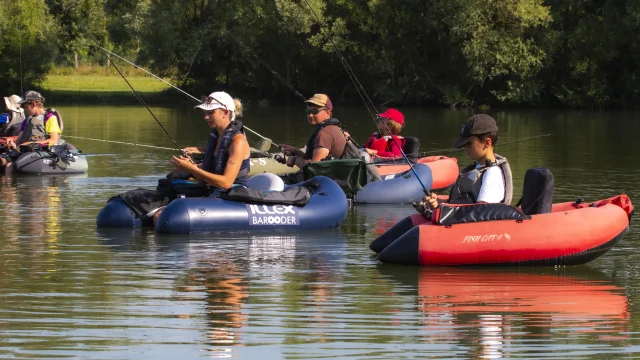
[305,107,328,115]
[200,95,227,109]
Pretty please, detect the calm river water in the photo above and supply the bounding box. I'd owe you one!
[1,104,640,359]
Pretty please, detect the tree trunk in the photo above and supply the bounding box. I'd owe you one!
[74,52,79,69]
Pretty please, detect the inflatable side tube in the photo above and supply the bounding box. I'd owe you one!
[369,213,428,253]
[156,176,347,234]
[96,197,145,227]
[377,226,421,265]
[355,163,432,204]
[14,152,88,175]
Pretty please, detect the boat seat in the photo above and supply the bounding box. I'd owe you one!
[517,168,554,215]
[403,136,420,159]
[246,172,285,191]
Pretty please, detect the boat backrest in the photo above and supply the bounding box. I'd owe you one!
[517,168,554,215]
[403,136,420,159]
[246,172,285,191]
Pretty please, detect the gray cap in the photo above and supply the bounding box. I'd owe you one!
[18,91,45,104]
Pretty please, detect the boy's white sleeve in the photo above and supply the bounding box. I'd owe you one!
[477,166,505,203]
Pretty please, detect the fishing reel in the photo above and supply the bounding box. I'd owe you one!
[413,190,434,218]
[273,154,287,164]
[413,199,432,217]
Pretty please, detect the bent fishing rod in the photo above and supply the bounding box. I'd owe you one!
[106,54,184,155]
[300,0,430,197]
[97,47,276,147]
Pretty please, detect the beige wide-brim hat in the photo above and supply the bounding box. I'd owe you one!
[4,95,22,112]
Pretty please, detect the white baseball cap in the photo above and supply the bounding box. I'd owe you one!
[195,91,235,112]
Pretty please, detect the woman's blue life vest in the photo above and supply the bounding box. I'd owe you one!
[201,120,250,187]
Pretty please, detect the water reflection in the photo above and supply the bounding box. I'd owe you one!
[0,176,68,281]
[94,230,348,358]
[380,266,630,358]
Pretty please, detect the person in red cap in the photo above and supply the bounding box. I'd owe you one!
[363,108,405,158]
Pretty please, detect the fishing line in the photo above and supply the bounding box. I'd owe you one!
[300,0,378,122]
[18,0,23,94]
[221,26,307,102]
[366,134,553,165]
[95,46,275,145]
[183,23,210,82]
[106,54,183,154]
[62,135,179,151]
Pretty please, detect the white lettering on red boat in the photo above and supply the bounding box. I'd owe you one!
[462,233,511,243]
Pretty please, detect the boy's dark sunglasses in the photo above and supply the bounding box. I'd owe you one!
[305,107,328,115]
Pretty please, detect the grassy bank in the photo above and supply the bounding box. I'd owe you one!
[40,69,178,104]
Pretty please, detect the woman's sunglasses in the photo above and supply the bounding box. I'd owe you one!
[305,107,327,115]
[200,95,227,109]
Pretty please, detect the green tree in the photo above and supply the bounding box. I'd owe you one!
[46,0,107,68]
[0,0,57,94]
[104,0,150,56]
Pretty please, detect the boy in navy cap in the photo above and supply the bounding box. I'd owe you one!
[425,114,513,209]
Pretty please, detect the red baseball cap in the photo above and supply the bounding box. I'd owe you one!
[377,108,404,125]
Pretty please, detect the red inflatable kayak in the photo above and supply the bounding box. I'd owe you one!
[371,195,633,266]
[376,156,458,191]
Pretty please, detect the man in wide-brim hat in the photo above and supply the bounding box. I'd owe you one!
[1,94,26,136]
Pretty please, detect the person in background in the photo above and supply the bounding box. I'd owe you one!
[153,91,251,225]
[279,93,347,169]
[363,108,405,158]
[1,95,25,137]
[1,91,62,173]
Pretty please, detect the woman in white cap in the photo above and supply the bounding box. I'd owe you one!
[153,91,250,225]
[1,94,26,137]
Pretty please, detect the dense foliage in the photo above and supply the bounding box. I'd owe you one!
[2,0,640,108]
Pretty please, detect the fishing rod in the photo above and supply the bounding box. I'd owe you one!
[106,54,184,155]
[300,0,431,198]
[367,133,553,165]
[96,46,276,147]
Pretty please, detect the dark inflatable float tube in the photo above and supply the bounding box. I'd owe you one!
[355,163,432,204]
[156,175,347,234]
[96,197,146,228]
[13,143,88,175]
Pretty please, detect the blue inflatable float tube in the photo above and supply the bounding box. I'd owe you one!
[155,175,347,234]
[355,163,433,204]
